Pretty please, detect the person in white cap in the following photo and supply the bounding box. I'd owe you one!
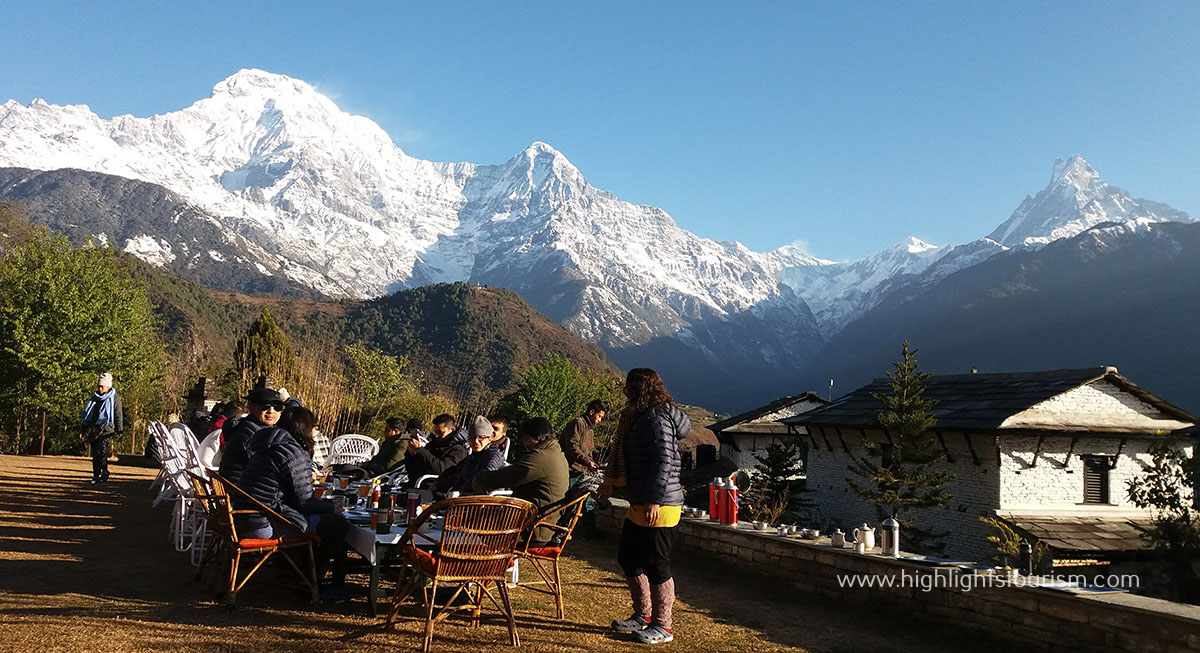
[78,373,123,484]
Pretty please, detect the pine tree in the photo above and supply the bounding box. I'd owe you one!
[233,309,296,394]
[847,341,955,550]
[746,439,805,524]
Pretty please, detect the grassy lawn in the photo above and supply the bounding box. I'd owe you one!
[0,455,1006,652]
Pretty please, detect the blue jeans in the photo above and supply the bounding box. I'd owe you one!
[242,513,321,540]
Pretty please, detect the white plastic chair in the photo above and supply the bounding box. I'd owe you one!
[326,434,380,466]
[149,421,211,561]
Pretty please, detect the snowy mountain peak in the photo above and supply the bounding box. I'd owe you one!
[1049,155,1100,190]
[987,156,1190,248]
[895,236,939,254]
[769,245,833,268]
[210,68,316,99]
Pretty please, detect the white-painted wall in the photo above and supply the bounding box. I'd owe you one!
[804,427,1001,561]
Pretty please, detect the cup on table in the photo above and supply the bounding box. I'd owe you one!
[358,483,371,498]
[314,486,326,499]
[338,476,349,490]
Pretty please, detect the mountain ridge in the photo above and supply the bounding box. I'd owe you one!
[0,69,1194,411]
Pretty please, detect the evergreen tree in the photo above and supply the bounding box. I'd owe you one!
[0,223,165,454]
[745,439,805,524]
[233,309,296,393]
[847,342,955,550]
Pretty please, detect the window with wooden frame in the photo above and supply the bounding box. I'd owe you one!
[1082,455,1113,504]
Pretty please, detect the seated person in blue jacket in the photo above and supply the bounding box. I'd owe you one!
[233,406,351,602]
[440,415,509,493]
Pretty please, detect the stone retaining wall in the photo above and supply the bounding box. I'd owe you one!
[597,503,1200,652]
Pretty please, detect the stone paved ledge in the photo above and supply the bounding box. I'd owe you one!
[597,499,1200,652]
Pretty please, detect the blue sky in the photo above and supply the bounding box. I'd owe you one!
[1,1,1197,261]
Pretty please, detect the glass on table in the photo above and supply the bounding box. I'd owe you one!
[338,476,349,490]
[358,483,372,498]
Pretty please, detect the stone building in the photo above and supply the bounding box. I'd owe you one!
[708,392,827,471]
[784,367,1196,562]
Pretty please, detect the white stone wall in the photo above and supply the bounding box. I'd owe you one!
[998,435,1194,510]
[1002,380,1191,432]
[804,427,1002,561]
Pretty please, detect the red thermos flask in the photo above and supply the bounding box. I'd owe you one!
[723,478,739,528]
[708,477,722,522]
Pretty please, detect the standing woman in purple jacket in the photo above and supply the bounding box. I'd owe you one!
[599,368,691,645]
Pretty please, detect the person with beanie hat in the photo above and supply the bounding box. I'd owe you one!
[78,373,124,484]
[444,415,509,493]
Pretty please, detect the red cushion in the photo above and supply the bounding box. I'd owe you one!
[525,546,563,558]
[403,546,437,574]
[237,535,314,549]
[238,538,281,549]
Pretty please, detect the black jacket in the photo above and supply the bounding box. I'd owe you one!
[218,417,267,485]
[450,439,508,493]
[405,428,469,479]
[233,426,331,533]
[623,404,690,507]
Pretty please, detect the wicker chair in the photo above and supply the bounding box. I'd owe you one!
[512,493,589,619]
[188,472,319,609]
[384,495,538,653]
[326,434,380,466]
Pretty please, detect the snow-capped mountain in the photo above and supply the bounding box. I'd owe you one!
[0,68,1194,410]
[774,156,1192,335]
[0,69,827,354]
[779,236,951,334]
[988,155,1190,248]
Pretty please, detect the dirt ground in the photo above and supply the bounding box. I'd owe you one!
[0,455,1007,652]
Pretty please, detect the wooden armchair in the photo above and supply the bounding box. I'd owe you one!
[188,472,319,608]
[384,495,538,653]
[512,493,589,619]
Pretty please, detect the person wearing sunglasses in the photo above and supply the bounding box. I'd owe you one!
[218,387,285,485]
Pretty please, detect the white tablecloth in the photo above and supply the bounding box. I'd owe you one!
[344,520,443,564]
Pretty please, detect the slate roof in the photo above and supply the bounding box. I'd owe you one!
[709,392,827,434]
[783,367,1196,433]
[996,513,1154,557]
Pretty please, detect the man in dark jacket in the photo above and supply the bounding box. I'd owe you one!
[404,414,469,482]
[559,399,607,538]
[79,373,123,483]
[218,388,284,485]
[473,417,569,544]
[560,400,606,473]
